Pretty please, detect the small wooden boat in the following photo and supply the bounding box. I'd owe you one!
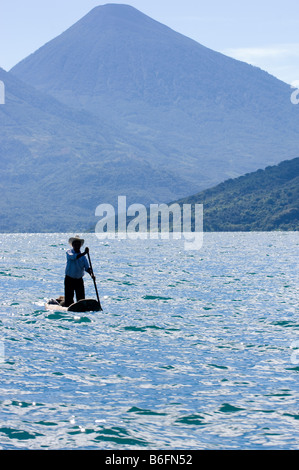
[45,296,102,312]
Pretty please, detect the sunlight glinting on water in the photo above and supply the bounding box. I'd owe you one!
[0,232,298,449]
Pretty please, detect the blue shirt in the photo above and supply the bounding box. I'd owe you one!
[65,249,90,279]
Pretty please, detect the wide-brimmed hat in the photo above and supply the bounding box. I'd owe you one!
[68,235,84,247]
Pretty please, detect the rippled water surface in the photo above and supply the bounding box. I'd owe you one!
[0,232,298,449]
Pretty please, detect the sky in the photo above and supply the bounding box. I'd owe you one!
[1,0,299,84]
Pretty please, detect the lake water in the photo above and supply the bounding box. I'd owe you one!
[0,232,298,449]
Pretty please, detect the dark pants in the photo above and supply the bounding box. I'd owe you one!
[64,275,85,307]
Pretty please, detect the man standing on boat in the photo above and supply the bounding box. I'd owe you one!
[62,235,96,307]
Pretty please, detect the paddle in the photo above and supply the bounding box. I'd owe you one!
[86,250,102,311]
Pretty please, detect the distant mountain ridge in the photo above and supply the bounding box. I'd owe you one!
[1,4,299,231]
[176,157,299,231]
[0,66,186,231]
[11,4,299,188]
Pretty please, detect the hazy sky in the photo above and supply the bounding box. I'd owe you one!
[1,0,299,84]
